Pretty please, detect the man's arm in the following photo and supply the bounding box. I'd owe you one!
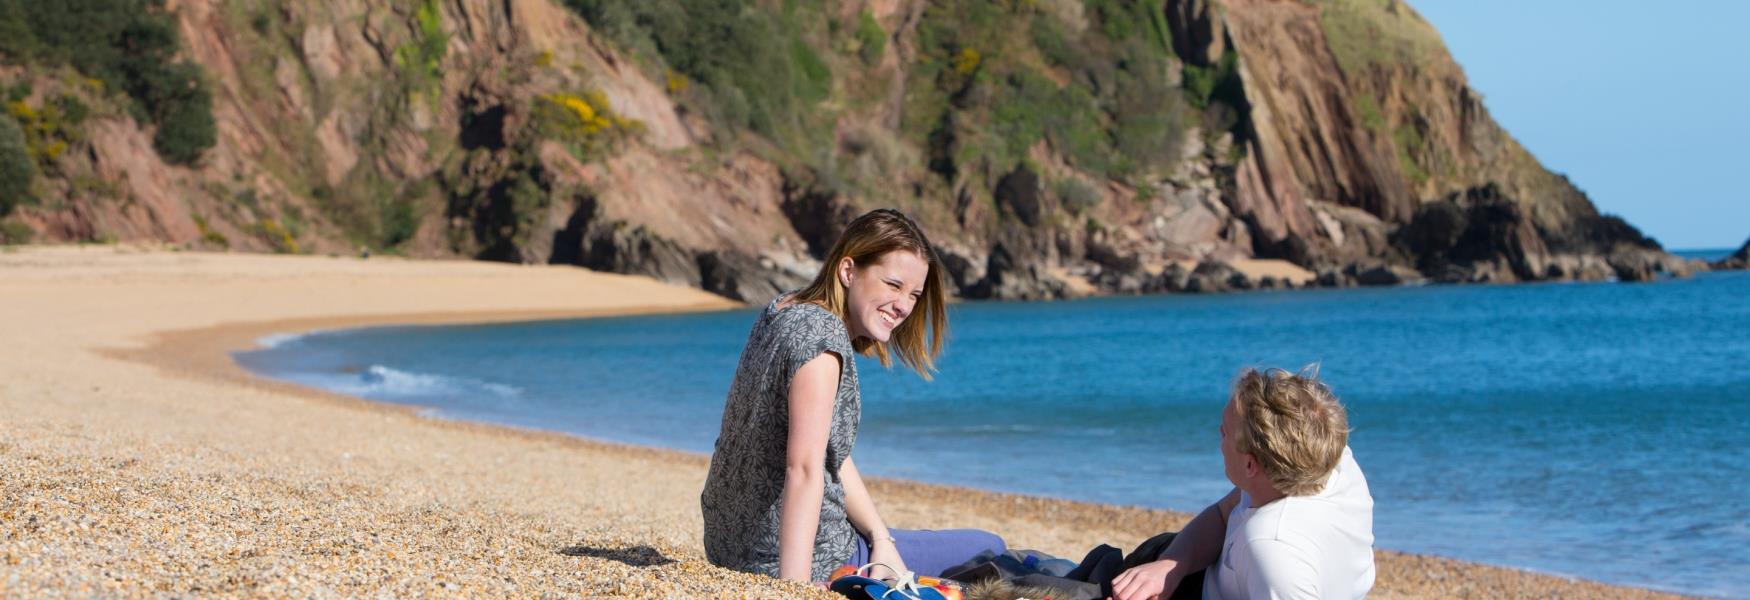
[1111,488,1241,600]
[1160,487,1241,568]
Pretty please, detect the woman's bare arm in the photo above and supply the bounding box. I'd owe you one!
[839,456,907,576]
[776,352,842,582]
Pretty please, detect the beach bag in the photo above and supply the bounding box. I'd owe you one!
[829,563,964,600]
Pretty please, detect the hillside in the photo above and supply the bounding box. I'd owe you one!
[0,0,1700,300]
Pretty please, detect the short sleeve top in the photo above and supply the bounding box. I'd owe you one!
[701,295,861,581]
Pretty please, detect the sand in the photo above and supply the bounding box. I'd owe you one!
[0,245,1682,598]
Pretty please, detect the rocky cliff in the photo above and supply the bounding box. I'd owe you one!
[0,0,1695,301]
[1714,238,1750,270]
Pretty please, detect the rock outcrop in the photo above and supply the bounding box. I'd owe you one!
[0,0,1692,301]
[1713,238,1750,270]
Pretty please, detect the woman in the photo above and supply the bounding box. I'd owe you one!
[701,209,1005,583]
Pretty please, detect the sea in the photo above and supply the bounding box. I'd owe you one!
[237,249,1749,598]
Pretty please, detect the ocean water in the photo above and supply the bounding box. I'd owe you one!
[237,269,1750,597]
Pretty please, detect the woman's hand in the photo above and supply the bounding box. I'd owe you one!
[866,536,909,581]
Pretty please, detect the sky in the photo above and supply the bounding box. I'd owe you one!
[1409,0,1748,250]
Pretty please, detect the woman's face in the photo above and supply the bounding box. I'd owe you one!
[838,250,930,343]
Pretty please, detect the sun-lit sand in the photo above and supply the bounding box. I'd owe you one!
[0,245,1681,597]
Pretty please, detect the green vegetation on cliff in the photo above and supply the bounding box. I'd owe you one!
[0,112,34,214]
[564,0,1199,202]
[0,0,216,165]
[563,0,835,153]
[906,0,1192,188]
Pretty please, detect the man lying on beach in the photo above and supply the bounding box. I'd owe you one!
[1109,367,1375,600]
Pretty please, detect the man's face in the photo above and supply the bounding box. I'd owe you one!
[1220,397,1249,487]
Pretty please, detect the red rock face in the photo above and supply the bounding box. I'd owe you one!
[2,0,1685,297]
[1163,0,1674,283]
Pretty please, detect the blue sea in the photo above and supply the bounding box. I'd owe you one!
[237,258,1750,598]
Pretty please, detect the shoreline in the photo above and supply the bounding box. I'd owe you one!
[197,312,1699,599]
[0,246,1687,597]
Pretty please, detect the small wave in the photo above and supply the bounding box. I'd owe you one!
[334,365,522,400]
[255,332,308,349]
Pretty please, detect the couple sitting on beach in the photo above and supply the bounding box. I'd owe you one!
[701,210,1375,600]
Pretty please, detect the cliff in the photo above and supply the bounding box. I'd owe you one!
[0,0,1693,300]
[1714,238,1750,270]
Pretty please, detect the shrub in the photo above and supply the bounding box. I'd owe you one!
[379,197,419,248]
[253,218,300,254]
[0,0,217,165]
[1182,51,1241,109]
[855,10,885,65]
[534,90,644,161]
[0,218,31,244]
[192,214,229,248]
[561,0,834,150]
[392,0,447,94]
[148,69,216,165]
[1057,177,1102,215]
[6,97,85,165]
[909,0,1190,183]
[0,113,34,214]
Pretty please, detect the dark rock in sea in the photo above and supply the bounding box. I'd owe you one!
[1316,267,1356,288]
[1148,262,1194,293]
[936,246,986,293]
[1181,260,1244,293]
[1393,184,1550,283]
[1712,237,1750,270]
[964,241,1068,300]
[550,197,807,302]
[1350,262,1424,287]
[697,251,802,304]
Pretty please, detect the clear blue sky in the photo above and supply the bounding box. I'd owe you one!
[1410,0,1748,250]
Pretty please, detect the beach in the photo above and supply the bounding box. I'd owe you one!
[0,246,1683,598]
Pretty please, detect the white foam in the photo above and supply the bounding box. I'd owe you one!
[334,365,522,400]
[255,332,308,349]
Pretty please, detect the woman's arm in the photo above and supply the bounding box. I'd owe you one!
[839,456,907,577]
[777,352,842,582]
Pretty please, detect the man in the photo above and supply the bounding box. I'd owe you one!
[1111,368,1375,600]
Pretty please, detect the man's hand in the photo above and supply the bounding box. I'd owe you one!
[867,537,909,581]
[1110,558,1181,600]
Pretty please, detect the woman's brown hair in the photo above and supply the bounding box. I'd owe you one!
[791,209,949,379]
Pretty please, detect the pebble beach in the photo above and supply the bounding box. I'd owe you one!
[0,246,1686,598]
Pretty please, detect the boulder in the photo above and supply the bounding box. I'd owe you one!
[1348,261,1424,287]
[1181,260,1245,293]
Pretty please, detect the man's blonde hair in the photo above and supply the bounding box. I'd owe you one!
[1230,366,1350,496]
[791,208,948,379]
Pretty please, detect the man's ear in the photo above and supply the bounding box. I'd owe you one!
[837,257,856,287]
[1243,454,1263,479]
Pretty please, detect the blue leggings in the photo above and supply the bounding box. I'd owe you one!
[846,528,1007,578]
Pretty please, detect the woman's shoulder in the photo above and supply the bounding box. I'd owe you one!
[767,297,850,343]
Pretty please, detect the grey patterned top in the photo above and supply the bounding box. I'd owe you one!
[701,295,861,581]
